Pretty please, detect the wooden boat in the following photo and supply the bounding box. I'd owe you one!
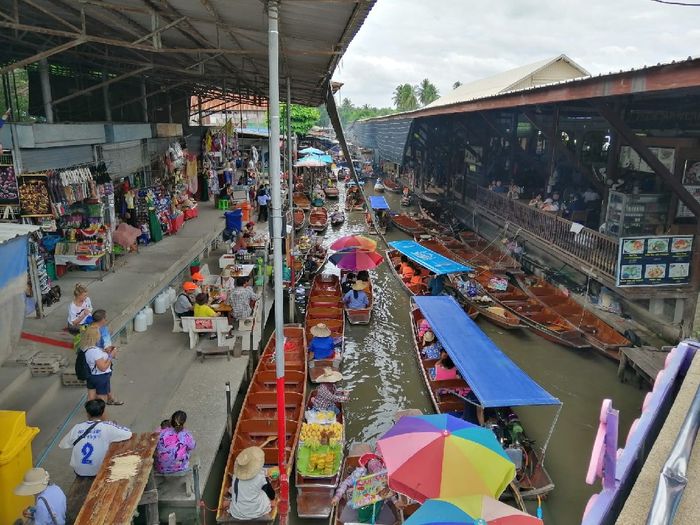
[409,299,556,499]
[383,178,402,193]
[330,443,402,525]
[216,325,307,524]
[310,206,329,232]
[294,208,307,232]
[325,185,340,199]
[295,397,345,519]
[473,271,591,350]
[344,188,365,211]
[457,231,521,270]
[294,192,311,211]
[330,210,345,226]
[400,194,412,206]
[340,270,373,325]
[515,274,629,360]
[390,213,426,235]
[304,245,328,277]
[306,274,345,382]
[374,180,385,192]
[448,275,523,330]
[365,211,378,235]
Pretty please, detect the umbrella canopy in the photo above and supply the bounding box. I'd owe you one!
[405,496,543,525]
[329,248,383,271]
[330,235,377,251]
[376,414,515,503]
[294,157,326,168]
[299,147,326,155]
[301,153,333,164]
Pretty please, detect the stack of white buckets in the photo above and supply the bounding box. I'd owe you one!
[134,286,177,332]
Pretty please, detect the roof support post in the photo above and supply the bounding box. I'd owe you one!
[102,70,112,122]
[38,58,54,123]
[286,77,295,315]
[140,76,148,122]
[267,2,288,524]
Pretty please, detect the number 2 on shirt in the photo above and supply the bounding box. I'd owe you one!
[81,442,94,464]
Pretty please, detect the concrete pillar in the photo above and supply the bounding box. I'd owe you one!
[102,70,112,122]
[140,77,148,122]
[38,58,54,123]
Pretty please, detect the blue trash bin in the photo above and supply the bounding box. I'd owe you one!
[225,209,243,233]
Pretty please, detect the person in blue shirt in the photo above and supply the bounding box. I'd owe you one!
[14,467,67,525]
[309,323,335,360]
[427,273,445,296]
[343,281,369,309]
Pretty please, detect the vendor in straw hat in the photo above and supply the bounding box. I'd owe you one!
[223,447,275,520]
[13,467,66,525]
[311,368,349,414]
[309,322,335,360]
[343,280,369,310]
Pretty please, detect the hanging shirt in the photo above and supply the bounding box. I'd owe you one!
[59,420,132,477]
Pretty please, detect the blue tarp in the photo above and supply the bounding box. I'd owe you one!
[299,147,325,155]
[414,296,561,408]
[0,236,28,289]
[369,196,390,210]
[301,153,333,164]
[389,240,472,275]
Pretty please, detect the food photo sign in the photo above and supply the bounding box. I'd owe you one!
[616,235,693,287]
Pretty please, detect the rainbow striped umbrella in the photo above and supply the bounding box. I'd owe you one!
[376,414,515,503]
[330,234,377,251]
[405,496,543,525]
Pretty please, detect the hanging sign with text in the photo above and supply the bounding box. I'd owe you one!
[616,235,693,287]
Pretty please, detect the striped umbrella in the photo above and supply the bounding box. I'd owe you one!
[405,496,543,525]
[330,235,377,251]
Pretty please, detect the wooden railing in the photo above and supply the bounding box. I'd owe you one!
[472,186,619,279]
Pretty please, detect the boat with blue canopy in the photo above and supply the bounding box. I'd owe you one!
[409,294,562,499]
[366,196,391,235]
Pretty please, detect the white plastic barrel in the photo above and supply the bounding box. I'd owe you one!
[134,311,148,332]
[154,293,168,314]
[143,305,154,326]
[167,287,177,304]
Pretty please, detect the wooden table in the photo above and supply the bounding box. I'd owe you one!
[74,432,159,525]
[212,303,232,314]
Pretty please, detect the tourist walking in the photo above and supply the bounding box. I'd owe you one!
[257,188,270,222]
[79,326,120,403]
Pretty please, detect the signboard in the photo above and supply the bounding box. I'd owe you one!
[350,471,388,509]
[677,159,700,218]
[617,235,693,287]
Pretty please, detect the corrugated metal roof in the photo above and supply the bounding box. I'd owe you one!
[0,224,40,245]
[426,54,589,109]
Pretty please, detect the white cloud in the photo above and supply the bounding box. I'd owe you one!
[333,0,700,107]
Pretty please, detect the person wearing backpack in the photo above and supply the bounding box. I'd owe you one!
[58,399,132,522]
[77,326,120,404]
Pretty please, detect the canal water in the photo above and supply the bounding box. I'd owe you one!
[208,182,646,525]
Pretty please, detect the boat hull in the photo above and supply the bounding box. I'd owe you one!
[306,274,345,382]
[310,207,329,232]
[341,270,373,324]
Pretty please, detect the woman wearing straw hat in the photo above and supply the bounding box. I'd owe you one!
[13,468,66,525]
[311,368,349,414]
[343,281,369,310]
[309,323,335,360]
[223,447,275,520]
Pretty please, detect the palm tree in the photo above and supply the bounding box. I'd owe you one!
[417,79,439,106]
[453,81,462,89]
[392,84,419,111]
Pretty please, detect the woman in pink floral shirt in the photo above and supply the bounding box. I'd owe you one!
[155,411,196,474]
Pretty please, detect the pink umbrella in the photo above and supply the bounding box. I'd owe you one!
[329,248,383,271]
[330,235,377,251]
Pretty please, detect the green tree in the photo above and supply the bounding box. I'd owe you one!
[392,84,418,112]
[417,78,439,106]
[335,97,395,127]
[452,81,462,89]
[279,104,321,135]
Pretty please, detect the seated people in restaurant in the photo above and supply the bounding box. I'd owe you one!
[341,272,356,295]
[155,410,196,474]
[311,368,348,413]
[173,282,197,317]
[193,293,218,317]
[491,180,507,194]
[229,276,258,320]
[528,193,543,207]
[232,232,251,253]
[224,447,275,520]
[220,268,236,294]
[343,282,369,310]
[434,350,459,380]
[309,323,335,359]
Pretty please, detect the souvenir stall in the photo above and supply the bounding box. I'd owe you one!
[0,150,19,214]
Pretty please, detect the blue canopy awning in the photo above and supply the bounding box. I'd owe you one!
[369,196,390,210]
[389,240,471,275]
[414,296,561,408]
[299,147,325,155]
[301,153,333,164]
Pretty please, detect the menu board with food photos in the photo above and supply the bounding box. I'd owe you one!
[617,235,693,287]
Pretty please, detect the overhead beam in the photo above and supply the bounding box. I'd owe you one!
[0,38,84,74]
[110,80,188,111]
[21,0,81,32]
[595,103,700,218]
[131,15,186,45]
[51,65,151,106]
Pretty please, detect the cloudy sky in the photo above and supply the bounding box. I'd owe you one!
[332,0,700,107]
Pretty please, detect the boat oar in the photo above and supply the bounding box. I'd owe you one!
[260,435,278,448]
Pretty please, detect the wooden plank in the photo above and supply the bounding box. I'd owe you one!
[74,432,159,525]
[620,346,668,383]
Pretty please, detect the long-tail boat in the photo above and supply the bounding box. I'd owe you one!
[383,178,402,193]
[449,275,523,330]
[310,206,329,232]
[293,192,311,210]
[515,274,629,360]
[216,325,307,523]
[409,295,561,499]
[390,213,426,236]
[306,274,344,382]
[340,270,373,325]
[344,188,365,211]
[457,231,521,270]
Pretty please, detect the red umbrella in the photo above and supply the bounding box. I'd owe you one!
[330,235,377,251]
[329,248,383,271]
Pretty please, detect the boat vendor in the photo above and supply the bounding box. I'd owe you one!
[173,282,197,317]
[223,447,275,520]
[356,270,370,284]
[343,281,369,310]
[331,452,400,523]
[311,368,348,413]
[309,323,335,360]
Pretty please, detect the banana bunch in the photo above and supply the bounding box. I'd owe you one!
[300,423,324,448]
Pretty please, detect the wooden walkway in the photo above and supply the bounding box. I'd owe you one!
[617,346,669,386]
[74,432,159,525]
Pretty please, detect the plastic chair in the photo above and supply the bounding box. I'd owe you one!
[170,305,183,333]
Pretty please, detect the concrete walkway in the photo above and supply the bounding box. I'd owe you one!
[0,206,275,521]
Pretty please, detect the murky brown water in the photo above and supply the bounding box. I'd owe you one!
[317,184,646,525]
